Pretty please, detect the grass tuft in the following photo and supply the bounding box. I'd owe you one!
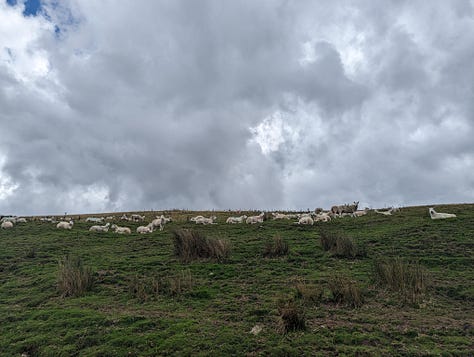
[293,278,323,305]
[172,229,231,262]
[320,231,365,258]
[277,299,306,334]
[328,274,364,308]
[57,255,94,297]
[373,257,428,304]
[128,270,194,301]
[263,235,289,257]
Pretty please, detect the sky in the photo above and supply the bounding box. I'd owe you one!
[1,0,474,215]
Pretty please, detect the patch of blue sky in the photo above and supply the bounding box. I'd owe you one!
[6,0,42,16]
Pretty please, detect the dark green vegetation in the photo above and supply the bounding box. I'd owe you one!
[0,204,473,356]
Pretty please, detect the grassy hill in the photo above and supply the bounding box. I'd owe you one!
[0,204,473,356]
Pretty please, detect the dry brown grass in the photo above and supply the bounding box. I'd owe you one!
[172,229,231,262]
[263,235,289,257]
[57,255,94,297]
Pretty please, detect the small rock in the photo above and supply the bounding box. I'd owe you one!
[250,324,263,335]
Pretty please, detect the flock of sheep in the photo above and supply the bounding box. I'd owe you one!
[0,205,457,232]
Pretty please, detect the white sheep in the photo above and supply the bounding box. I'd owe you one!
[111,224,131,234]
[86,217,104,223]
[314,212,331,222]
[226,215,248,224]
[15,217,27,223]
[190,215,204,222]
[195,216,217,225]
[120,214,131,221]
[375,208,394,216]
[271,213,291,220]
[131,214,146,222]
[89,222,111,232]
[296,216,314,225]
[151,215,171,231]
[136,223,154,234]
[352,209,369,217]
[56,220,74,229]
[246,213,264,224]
[429,207,456,220]
[1,221,14,229]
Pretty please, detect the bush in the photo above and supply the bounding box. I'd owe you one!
[328,274,364,308]
[373,257,428,304]
[319,231,365,258]
[172,229,231,262]
[277,299,306,334]
[57,255,94,297]
[263,235,289,257]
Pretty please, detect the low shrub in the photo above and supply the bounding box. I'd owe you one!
[328,274,364,308]
[57,255,94,297]
[172,229,231,262]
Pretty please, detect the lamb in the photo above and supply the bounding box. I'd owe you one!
[136,223,154,234]
[111,224,131,234]
[56,220,74,229]
[89,222,111,232]
[296,216,314,225]
[226,215,248,224]
[246,213,265,224]
[195,216,217,225]
[1,221,14,229]
[429,207,456,220]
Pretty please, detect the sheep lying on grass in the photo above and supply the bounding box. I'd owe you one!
[195,216,217,225]
[226,215,247,224]
[295,216,314,225]
[375,208,394,216]
[1,221,14,229]
[246,213,264,224]
[56,220,74,229]
[429,207,456,220]
[111,224,131,234]
[89,223,110,232]
[137,223,154,234]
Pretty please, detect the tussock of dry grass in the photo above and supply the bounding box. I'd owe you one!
[58,255,94,297]
[263,235,289,257]
[328,274,364,308]
[320,231,365,258]
[373,257,428,304]
[172,229,231,262]
[277,299,306,334]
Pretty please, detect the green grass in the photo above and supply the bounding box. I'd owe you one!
[0,204,473,355]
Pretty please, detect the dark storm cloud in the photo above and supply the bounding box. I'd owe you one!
[0,0,473,215]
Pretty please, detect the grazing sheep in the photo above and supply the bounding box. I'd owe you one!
[195,216,217,225]
[56,220,74,229]
[296,216,314,225]
[246,213,265,224]
[89,222,111,232]
[111,224,131,234]
[226,215,248,224]
[136,223,154,234]
[429,207,456,220]
[1,221,14,229]
[331,201,359,217]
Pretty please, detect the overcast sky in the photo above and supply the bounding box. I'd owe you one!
[1,0,473,215]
